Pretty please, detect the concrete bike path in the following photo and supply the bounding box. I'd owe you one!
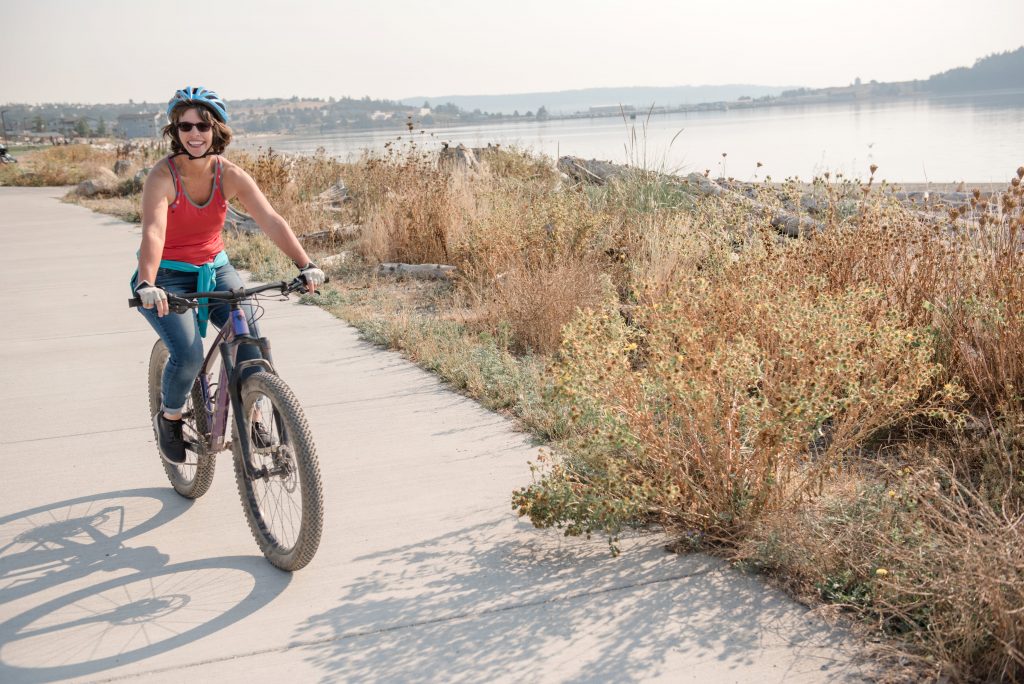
[0,187,869,683]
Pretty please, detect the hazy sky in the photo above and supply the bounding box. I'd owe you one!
[5,0,1023,104]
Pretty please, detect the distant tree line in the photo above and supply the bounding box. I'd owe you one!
[0,95,497,137]
[925,47,1024,93]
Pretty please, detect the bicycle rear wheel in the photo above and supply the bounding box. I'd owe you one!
[232,371,323,571]
[147,339,217,499]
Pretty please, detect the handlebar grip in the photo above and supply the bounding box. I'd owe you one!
[127,295,194,312]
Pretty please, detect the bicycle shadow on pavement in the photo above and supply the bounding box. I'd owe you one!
[0,489,293,682]
[0,555,291,682]
[296,520,865,683]
[0,488,186,604]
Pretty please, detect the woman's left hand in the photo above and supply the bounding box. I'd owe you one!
[298,263,325,292]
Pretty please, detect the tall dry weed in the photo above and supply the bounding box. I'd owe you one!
[455,180,612,280]
[484,261,610,355]
[449,177,621,354]
[350,143,466,264]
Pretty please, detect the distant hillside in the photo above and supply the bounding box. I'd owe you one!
[401,85,793,115]
[925,47,1024,93]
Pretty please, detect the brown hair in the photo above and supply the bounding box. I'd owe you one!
[162,104,233,156]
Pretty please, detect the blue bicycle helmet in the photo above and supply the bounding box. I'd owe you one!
[166,86,229,123]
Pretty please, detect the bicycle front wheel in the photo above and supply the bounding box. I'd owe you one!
[147,339,216,499]
[232,371,324,571]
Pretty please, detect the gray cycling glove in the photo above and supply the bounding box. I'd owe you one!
[298,262,325,288]
[135,281,168,308]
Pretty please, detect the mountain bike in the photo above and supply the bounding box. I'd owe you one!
[129,278,324,571]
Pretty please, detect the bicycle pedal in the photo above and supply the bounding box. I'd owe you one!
[184,440,202,453]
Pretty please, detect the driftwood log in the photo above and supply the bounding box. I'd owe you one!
[316,180,349,205]
[557,156,1000,237]
[320,252,352,267]
[376,263,456,280]
[299,224,361,244]
[438,143,479,171]
[556,156,624,185]
[224,206,261,234]
[683,174,824,237]
[558,156,822,237]
[224,207,361,244]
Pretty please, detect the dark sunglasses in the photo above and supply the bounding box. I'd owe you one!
[176,122,212,133]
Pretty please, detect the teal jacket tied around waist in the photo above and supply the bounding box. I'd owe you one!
[131,250,229,337]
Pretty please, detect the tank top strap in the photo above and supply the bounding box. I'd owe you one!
[214,156,224,197]
[166,156,183,203]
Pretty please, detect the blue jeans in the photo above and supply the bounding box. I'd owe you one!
[134,263,263,413]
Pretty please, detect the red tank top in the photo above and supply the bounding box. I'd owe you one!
[162,156,228,265]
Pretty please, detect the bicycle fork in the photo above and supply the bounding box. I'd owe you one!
[221,307,277,481]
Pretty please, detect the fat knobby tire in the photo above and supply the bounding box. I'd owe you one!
[232,371,324,572]
[148,339,217,499]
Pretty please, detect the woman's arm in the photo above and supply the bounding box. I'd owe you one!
[138,164,174,315]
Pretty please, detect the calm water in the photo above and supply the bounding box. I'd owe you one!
[237,92,1024,183]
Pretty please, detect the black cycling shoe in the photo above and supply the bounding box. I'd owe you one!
[154,412,188,465]
[252,420,274,449]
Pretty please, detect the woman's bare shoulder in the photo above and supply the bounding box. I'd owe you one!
[218,157,255,196]
[218,156,249,178]
[143,158,174,192]
[146,158,174,180]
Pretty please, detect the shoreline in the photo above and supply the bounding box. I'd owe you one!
[235,137,1012,188]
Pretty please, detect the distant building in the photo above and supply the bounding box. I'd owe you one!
[588,104,636,116]
[370,111,394,121]
[117,112,162,139]
[57,118,79,136]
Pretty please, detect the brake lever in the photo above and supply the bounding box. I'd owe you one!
[166,295,196,314]
[287,277,311,294]
[289,274,331,295]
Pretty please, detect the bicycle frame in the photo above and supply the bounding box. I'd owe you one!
[195,304,276,479]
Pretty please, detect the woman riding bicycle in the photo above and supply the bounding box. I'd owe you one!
[132,86,324,466]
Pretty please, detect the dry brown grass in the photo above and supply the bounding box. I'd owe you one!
[481,261,610,355]
[228,147,348,236]
[0,144,117,186]
[70,194,142,223]
[338,139,621,356]
[744,432,1024,682]
[775,190,1024,415]
[358,163,462,264]
[475,145,560,184]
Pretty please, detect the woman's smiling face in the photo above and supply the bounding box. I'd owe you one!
[177,107,212,156]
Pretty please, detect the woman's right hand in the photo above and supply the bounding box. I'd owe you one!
[135,281,169,317]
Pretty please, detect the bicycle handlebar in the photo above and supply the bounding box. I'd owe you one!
[128,276,328,311]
